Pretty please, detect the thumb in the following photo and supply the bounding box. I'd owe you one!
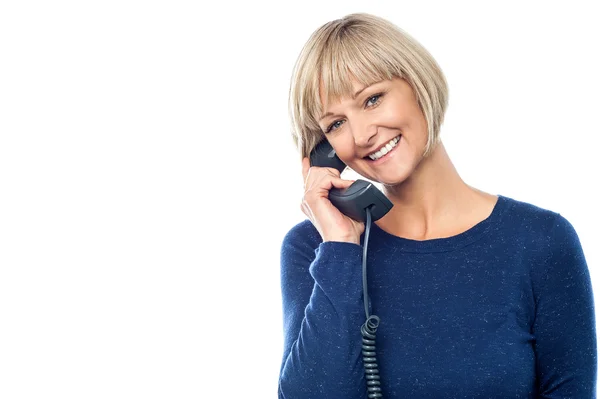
[330,177,356,190]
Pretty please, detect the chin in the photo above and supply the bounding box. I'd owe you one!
[363,158,415,187]
[376,173,411,187]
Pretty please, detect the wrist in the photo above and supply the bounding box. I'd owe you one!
[323,235,361,245]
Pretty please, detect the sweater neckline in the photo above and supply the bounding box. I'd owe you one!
[368,194,511,253]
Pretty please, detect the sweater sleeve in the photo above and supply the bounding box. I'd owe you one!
[278,223,368,399]
[532,214,597,397]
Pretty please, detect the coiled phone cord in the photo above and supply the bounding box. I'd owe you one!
[361,207,383,398]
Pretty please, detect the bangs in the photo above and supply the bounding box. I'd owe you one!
[320,32,396,104]
[305,28,398,128]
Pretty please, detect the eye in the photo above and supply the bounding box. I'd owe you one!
[322,92,384,133]
[365,93,383,108]
[324,119,344,134]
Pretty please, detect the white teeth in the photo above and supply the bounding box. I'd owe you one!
[368,136,401,160]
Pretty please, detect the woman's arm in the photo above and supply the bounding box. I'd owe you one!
[532,214,597,397]
[278,221,368,399]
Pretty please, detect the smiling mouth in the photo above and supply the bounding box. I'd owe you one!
[364,135,401,161]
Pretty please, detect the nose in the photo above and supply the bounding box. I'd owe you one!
[351,116,377,148]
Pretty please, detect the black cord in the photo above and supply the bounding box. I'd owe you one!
[361,207,383,398]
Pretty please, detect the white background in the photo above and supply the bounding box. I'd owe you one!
[1,1,598,397]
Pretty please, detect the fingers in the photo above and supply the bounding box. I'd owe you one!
[302,157,310,181]
[302,157,310,189]
[303,157,345,190]
[303,174,355,205]
[329,176,355,190]
[299,159,363,244]
[304,169,344,195]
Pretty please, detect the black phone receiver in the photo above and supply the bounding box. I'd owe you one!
[309,140,393,222]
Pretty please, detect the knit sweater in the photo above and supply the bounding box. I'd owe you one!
[278,194,597,398]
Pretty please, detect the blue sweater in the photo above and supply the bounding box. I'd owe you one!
[278,194,597,398]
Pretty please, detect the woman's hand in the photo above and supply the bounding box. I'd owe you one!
[301,157,365,245]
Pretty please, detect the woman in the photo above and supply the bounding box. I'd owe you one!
[278,12,596,398]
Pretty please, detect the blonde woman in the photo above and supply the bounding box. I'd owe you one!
[278,12,596,398]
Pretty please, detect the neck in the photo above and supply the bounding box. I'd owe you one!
[377,140,494,240]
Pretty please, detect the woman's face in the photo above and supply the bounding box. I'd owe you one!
[318,77,429,186]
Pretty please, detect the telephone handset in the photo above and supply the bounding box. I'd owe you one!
[309,138,389,397]
[309,139,393,222]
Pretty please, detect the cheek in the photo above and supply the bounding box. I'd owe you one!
[376,101,408,128]
[412,111,429,141]
[382,103,427,139]
[333,140,355,161]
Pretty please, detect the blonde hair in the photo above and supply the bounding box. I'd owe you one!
[288,13,449,159]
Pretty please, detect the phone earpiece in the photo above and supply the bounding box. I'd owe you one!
[309,140,346,174]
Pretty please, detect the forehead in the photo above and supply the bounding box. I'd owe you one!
[318,75,365,110]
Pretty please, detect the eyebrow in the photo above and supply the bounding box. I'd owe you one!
[318,84,371,122]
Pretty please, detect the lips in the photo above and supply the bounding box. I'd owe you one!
[364,135,401,161]
[363,135,401,164]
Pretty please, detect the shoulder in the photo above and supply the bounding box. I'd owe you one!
[545,212,584,261]
[499,195,572,242]
[501,194,585,262]
[279,219,323,292]
[501,194,559,227]
[280,219,322,264]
